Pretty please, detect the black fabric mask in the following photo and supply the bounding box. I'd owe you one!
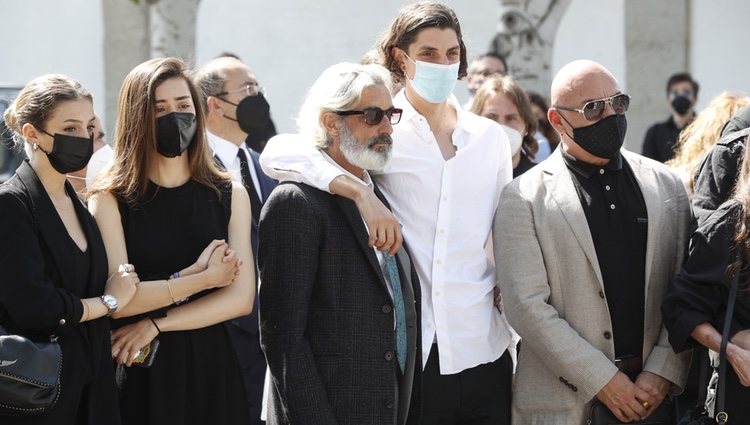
[221,93,270,134]
[560,113,627,160]
[38,130,94,174]
[156,112,197,158]
[671,95,692,116]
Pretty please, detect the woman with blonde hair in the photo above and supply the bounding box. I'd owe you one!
[470,74,539,177]
[667,91,750,195]
[88,57,254,424]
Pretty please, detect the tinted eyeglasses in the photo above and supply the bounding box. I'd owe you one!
[555,93,631,121]
[335,107,403,126]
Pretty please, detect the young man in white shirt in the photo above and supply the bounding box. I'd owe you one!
[261,3,515,424]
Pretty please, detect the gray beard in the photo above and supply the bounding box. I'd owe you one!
[339,122,391,171]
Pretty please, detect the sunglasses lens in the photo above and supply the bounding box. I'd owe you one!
[363,109,384,125]
[389,108,403,125]
[583,101,605,121]
[612,94,630,114]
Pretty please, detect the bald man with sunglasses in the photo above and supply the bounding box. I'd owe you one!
[494,60,691,425]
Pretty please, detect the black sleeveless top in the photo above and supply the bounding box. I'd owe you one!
[115,179,249,425]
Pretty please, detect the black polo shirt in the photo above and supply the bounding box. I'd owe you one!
[562,150,648,358]
[641,116,682,163]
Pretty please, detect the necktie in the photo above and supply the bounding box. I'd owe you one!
[237,148,262,225]
[384,254,407,372]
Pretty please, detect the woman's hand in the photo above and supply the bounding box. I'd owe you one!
[204,243,240,288]
[182,239,228,277]
[111,318,159,367]
[104,266,139,310]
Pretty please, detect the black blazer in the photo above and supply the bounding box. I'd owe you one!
[0,161,119,424]
[258,182,421,425]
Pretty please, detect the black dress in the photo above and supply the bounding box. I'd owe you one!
[0,161,119,424]
[115,179,249,425]
[662,200,750,421]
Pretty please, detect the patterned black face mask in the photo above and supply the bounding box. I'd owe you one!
[560,113,627,160]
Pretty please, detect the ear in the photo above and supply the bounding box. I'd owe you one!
[392,47,406,73]
[322,112,341,138]
[547,108,564,134]
[206,96,223,116]
[21,122,42,145]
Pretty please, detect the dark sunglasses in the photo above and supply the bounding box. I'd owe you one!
[335,107,403,126]
[555,93,631,121]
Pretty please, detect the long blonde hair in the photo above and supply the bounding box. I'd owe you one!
[668,91,750,190]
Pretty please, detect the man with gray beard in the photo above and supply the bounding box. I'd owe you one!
[258,62,422,425]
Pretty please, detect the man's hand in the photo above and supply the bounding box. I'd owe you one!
[596,371,648,422]
[633,371,671,417]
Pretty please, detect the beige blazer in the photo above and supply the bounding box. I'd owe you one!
[494,149,691,425]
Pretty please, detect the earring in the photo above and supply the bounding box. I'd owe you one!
[32,143,38,151]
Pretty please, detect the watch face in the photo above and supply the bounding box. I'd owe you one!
[102,295,118,312]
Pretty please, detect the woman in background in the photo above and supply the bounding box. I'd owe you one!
[470,74,539,178]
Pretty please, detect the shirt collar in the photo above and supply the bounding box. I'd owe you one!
[561,148,623,178]
[207,131,243,166]
[320,150,374,189]
[394,90,474,148]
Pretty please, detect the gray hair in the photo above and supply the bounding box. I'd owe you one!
[297,62,392,149]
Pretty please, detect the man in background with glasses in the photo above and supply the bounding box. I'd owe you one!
[258,62,421,425]
[495,59,690,424]
[642,72,699,163]
[193,56,278,425]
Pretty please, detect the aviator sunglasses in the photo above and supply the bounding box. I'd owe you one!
[335,107,403,126]
[555,93,631,121]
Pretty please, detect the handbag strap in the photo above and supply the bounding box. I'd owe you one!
[716,253,742,424]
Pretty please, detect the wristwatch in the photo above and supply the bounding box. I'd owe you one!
[100,295,119,317]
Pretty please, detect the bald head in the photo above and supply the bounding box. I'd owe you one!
[550,60,620,108]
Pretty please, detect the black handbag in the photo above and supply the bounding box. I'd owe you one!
[588,398,673,425]
[0,325,62,415]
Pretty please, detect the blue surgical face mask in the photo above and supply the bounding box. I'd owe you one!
[404,53,460,104]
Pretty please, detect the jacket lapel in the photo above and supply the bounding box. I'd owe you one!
[16,162,76,291]
[333,195,389,292]
[623,152,660,298]
[542,151,604,287]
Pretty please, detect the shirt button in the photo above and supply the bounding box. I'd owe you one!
[435,291,441,297]
[58,319,66,326]
[442,196,448,202]
[382,304,392,314]
[384,351,394,361]
[439,228,445,234]
[610,204,616,210]
[599,290,605,299]
[599,169,605,175]
[603,331,612,339]
[605,185,611,191]
[436,260,442,265]
[384,399,395,409]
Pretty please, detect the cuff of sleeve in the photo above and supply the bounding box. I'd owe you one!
[667,309,712,353]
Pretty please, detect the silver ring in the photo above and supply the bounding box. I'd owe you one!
[118,263,134,273]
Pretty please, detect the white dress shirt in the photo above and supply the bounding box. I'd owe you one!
[208,131,263,200]
[260,92,514,374]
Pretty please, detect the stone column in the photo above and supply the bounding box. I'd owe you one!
[102,0,150,138]
[624,0,690,152]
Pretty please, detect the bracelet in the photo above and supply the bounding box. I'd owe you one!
[148,317,161,334]
[165,279,178,304]
[81,298,90,322]
[170,271,180,280]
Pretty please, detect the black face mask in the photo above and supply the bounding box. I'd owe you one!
[221,93,270,134]
[560,113,627,160]
[671,95,692,116]
[38,130,94,174]
[156,112,197,158]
